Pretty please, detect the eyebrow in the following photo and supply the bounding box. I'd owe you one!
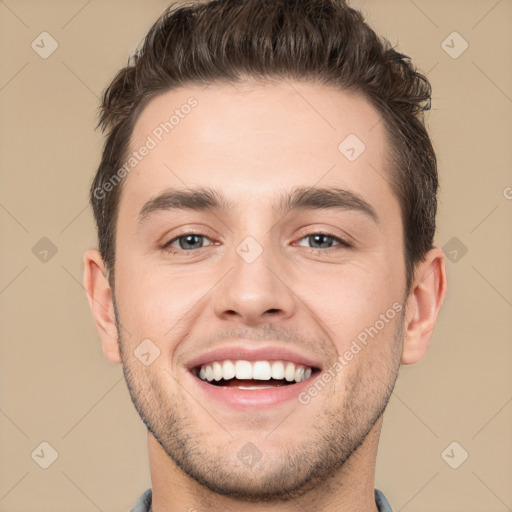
[137,185,378,225]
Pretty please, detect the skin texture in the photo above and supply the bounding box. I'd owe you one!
[83,80,447,512]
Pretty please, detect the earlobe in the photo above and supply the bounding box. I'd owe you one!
[402,247,447,365]
[82,249,122,365]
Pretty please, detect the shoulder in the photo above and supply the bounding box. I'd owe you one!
[130,488,152,512]
[375,488,393,512]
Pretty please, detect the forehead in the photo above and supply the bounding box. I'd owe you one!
[119,80,397,224]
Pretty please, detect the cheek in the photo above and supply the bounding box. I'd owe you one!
[115,260,212,341]
[299,263,402,341]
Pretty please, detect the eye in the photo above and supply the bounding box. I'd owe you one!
[163,233,214,253]
[295,233,350,250]
[161,231,350,255]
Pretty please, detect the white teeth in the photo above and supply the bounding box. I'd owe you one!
[271,361,285,379]
[294,366,305,382]
[223,360,236,380]
[285,362,296,382]
[235,360,253,379]
[252,361,272,380]
[212,361,223,381]
[196,359,314,384]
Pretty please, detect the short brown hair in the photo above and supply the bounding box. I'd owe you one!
[90,0,437,291]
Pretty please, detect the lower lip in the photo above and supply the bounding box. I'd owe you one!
[187,372,318,410]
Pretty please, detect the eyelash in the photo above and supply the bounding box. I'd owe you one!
[162,231,351,254]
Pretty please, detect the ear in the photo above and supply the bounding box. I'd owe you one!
[402,247,447,365]
[82,249,122,365]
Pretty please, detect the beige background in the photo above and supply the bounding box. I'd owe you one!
[1,0,511,510]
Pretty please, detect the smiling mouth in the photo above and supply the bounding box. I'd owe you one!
[192,359,321,389]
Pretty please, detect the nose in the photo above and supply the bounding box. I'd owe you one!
[212,239,297,327]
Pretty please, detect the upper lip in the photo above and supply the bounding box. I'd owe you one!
[185,344,323,371]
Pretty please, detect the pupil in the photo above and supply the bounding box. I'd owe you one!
[310,234,332,248]
[180,235,202,250]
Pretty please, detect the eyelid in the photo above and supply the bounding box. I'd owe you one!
[159,223,217,243]
[160,227,353,254]
[163,231,215,250]
[294,232,351,249]
[293,225,354,246]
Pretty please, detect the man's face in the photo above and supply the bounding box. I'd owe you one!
[113,81,406,499]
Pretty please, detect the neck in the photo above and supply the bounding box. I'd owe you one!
[147,417,383,512]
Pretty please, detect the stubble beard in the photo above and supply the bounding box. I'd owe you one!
[114,298,403,503]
